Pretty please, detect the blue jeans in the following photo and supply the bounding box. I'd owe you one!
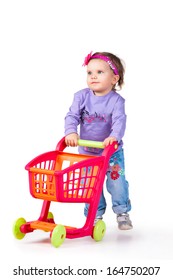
[84,148,131,217]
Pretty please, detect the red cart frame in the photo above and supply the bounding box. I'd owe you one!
[13,137,118,247]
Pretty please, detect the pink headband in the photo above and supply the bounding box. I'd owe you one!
[82,51,119,75]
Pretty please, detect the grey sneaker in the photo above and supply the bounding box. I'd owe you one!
[94,216,103,225]
[117,213,133,230]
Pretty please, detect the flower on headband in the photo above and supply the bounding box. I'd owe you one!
[82,51,93,66]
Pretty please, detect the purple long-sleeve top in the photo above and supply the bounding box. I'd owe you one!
[65,88,126,155]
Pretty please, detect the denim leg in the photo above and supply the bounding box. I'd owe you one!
[84,189,107,217]
[106,148,131,215]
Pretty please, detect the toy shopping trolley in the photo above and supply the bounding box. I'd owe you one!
[13,137,118,248]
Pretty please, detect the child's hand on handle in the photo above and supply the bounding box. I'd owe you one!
[103,136,117,147]
[65,133,79,147]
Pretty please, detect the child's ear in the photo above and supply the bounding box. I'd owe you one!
[112,75,119,85]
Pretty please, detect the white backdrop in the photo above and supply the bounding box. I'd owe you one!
[1,0,173,279]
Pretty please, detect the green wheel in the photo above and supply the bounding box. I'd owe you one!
[45,212,55,232]
[13,217,26,240]
[47,212,54,220]
[51,225,66,248]
[92,220,106,241]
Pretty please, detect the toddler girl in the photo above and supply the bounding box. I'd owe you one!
[64,51,132,230]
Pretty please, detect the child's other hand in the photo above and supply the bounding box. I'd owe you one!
[103,137,117,147]
[65,133,79,147]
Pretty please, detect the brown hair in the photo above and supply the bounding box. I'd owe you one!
[93,52,125,90]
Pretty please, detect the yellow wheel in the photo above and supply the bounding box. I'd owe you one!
[47,212,54,220]
[13,217,26,240]
[45,212,55,232]
[51,225,66,248]
[92,220,106,241]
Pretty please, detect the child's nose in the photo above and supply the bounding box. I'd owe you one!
[91,74,97,79]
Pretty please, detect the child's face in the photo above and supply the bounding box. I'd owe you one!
[86,59,119,96]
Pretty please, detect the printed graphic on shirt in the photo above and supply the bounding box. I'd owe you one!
[83,146,102,153]
[80,108,107,124]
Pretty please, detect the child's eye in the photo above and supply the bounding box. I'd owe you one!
[87,71,92,75]
[98,70,103,74]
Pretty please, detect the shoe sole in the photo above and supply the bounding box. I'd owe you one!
[118,225,133,230]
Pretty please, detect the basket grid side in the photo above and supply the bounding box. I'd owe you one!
[30,158,57,200]
[62,164,100,200]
